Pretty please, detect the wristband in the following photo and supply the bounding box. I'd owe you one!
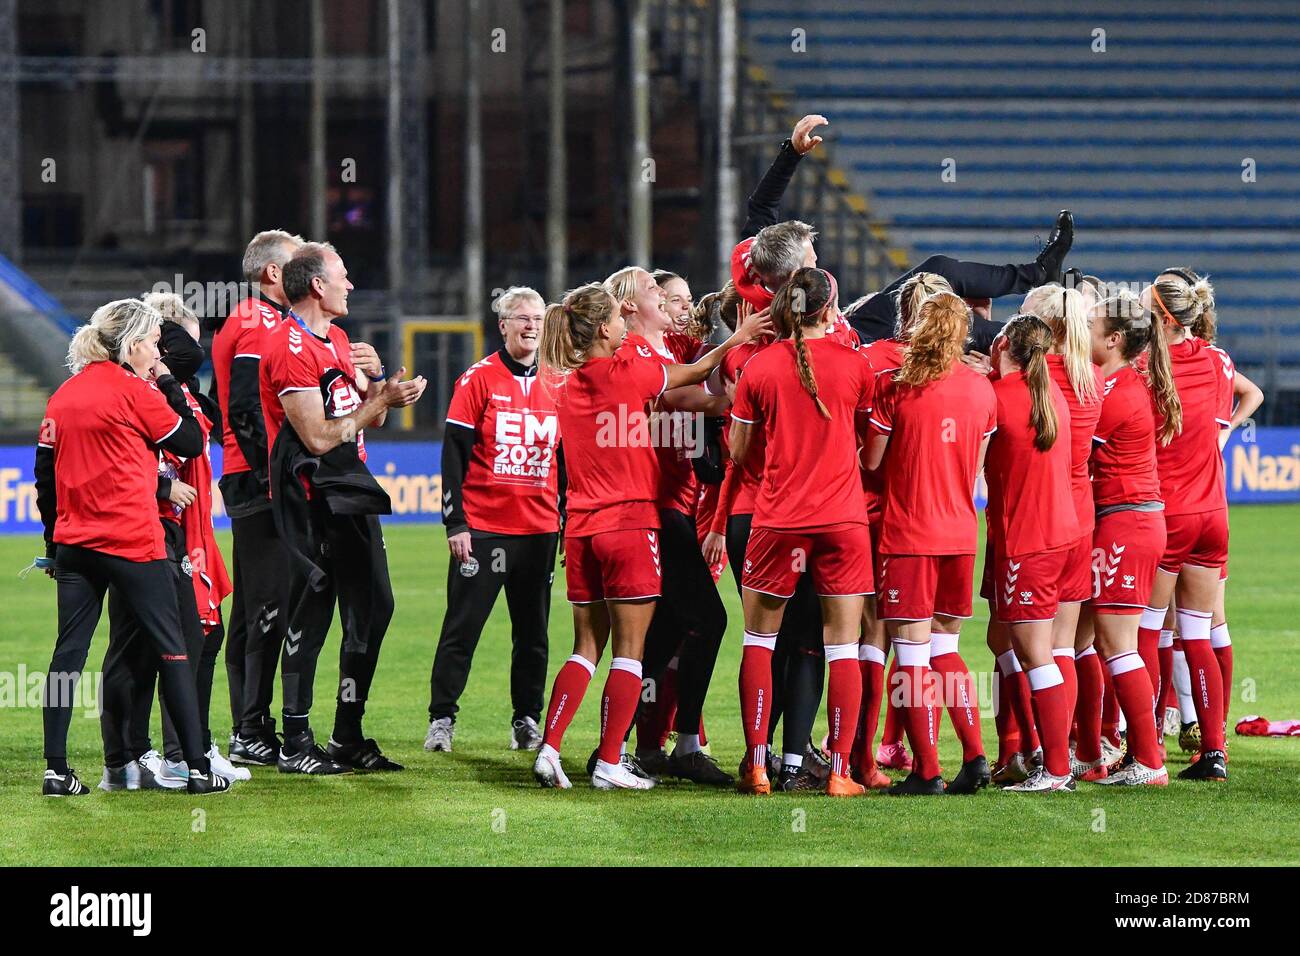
[368,366,387,383]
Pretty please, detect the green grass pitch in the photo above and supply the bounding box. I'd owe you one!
[2,506,1299,866]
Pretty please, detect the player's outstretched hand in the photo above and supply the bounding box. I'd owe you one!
[374,367,428,409]
[734,306,773,344]
[792,114,829,155]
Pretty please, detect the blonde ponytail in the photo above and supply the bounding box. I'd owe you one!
[66,298,162,374]
[1023,284,1099,406]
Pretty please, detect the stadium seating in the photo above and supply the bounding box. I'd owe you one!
[740,0,1300,402]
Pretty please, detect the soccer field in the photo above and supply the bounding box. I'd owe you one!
[2,506,1299,867]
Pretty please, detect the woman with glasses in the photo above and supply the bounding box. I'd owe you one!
[425,287,564,754]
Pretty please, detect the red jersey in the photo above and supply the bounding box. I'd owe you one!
[859,338,906,521]
[554,338,668,536]
[260,318,367,469]
[985,371,1079,557]
[648,332,703,516]
[211,296,282,475]
[871,362,997,555]
[720,340,770,515]
[1090,364,1162,508]
[731,337,873,531]
[1149,337,1232,517]
[445,350,560,535]
[157,384,208,525]
[1046,354,1104,534]
[39,361,183,562]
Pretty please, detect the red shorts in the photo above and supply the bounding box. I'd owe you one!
[743,523,873,599]
[868,519,884,593]
[979,535,996,603]
[1091,508,1166,615]
[878,553,975,621]
[565,528,662,604]
[995,548,1070,623]
[1159,509,1229,573]
[1060,532,1093,603]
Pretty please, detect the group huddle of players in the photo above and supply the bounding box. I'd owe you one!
[33,114,1258,801]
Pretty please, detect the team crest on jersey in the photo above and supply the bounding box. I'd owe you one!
[637,345,653,359]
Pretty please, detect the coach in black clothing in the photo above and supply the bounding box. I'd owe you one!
[425,287,563,753]
[738,116,1074,352]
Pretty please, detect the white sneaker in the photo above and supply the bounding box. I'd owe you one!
[1004,767,1076,792]
[533,748,571,789]
[592,758,656,791]
[1070,752,1108,780]
[510,717,543,751]
[1099,737,1125,767]
[162,758,190,786]
[424,717,454,752]
[207,744,251,782]
[1093,759,1169,787]
[1162,706,1181,736]
[97,761,141,791]
[138,750,186,790]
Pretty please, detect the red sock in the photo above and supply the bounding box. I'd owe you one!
[542,655,595,751]
[635,657,678,752]
[881,655,903,745]
[1137,621,1161,701]
[1106,652,1162,767]
[1179,610,1224,752]
[739,633,777,770]
[1009,669,1039,754]
[597,659,643,765]
[853,649,886,773]
[1027,663,1070,777]
[826,646,863,778]
[1054,649,1077,725]
[1101,665,1121,746]
[993,670,1022,766]
[1157,632,1174,732]
[1162,642,1180,712]
[1212,624,1233,719]
[1074,648,1104,762]
[894,642,941,779]
[930,647,983,763]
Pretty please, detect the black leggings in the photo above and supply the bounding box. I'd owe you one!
[428,530,558,724]
[44,544,208,774]
[725,513,824,758]
[101,521,210,764]
[850,254,1040,348]
[225,508,287,737]
[281,512,394,740]
[636,508,729,738]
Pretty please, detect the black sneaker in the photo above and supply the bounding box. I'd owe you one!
[1034,209,1074,285]
[668,749,734,787]
[230,717,281,765]
[187,768,232,795]
[777,764,825,792]
[946,755,991,795]
[42,769,90,797]
[634,748,673,778]
[887,772,946,796]
[1177,750,1227,782]
[803,738,832,783]
[326,737,404,772]
[278,731,352,775]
